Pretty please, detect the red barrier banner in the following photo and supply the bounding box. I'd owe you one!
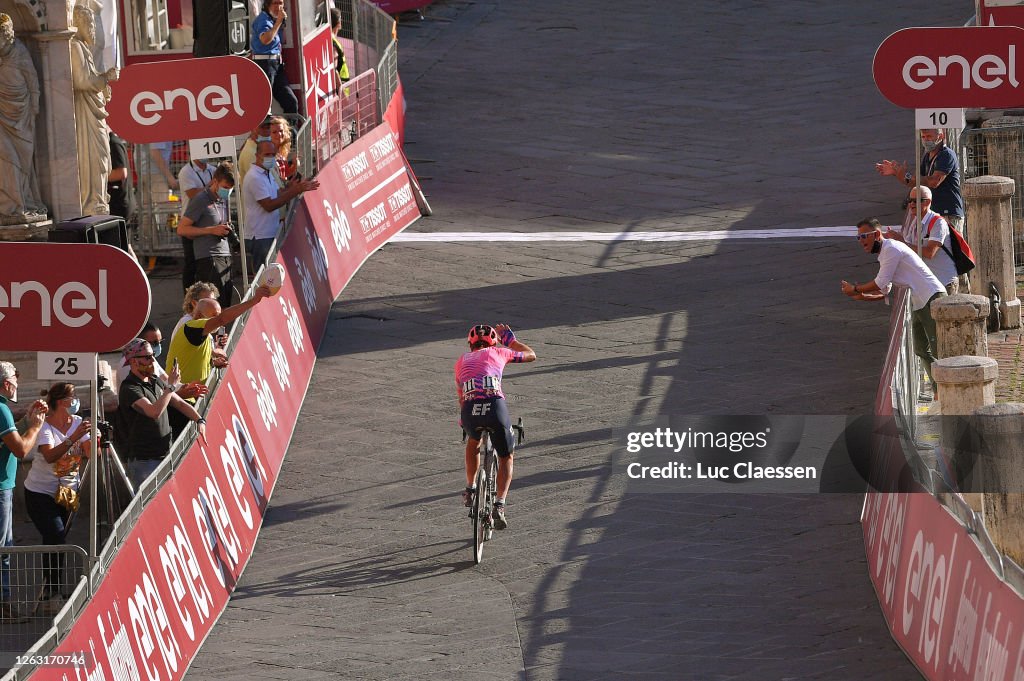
[31,124,422,679]
[383,78,406,148]
[864,491,1024,680]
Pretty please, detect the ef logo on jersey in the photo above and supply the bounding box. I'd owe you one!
[471,402,492,416]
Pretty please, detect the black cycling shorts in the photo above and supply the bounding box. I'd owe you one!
[461,397,515,458]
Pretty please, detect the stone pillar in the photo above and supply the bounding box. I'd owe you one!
[933,356,997,513]
[932,294,990,359]
[31,28,82,224]
[963,176,1021,328]
[981,117,1024,185]
[982,117,1024,252]
[973,403,1024,566]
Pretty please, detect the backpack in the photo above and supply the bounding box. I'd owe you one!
[924,213,976,275]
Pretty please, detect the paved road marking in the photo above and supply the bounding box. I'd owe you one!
[391,227,854,242]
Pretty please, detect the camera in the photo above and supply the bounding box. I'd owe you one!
[224,223,241,251]
[96,420,113,446]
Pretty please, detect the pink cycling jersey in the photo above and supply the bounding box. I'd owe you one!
[455,346,525,403]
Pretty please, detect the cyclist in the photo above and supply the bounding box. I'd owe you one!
[456,323,536,530]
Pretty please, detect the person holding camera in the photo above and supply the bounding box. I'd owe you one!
[176,161,237,309]
[24,383,91,614]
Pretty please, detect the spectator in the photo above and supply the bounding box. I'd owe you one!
[173,283,229,374]
[166,287,273,387]
[117,340,206,489]
[883,186,960,295]
[107,132,135,225]
[238,116,273,182]
[330,9,351,84]
[176,161,237,309]
[0,361,47,621]
[24,382,91,614]
[842,218,947,395]
[174,281,220,338]
[243,140,319,270]
[251,0,298,114]
[270,116,298,182]
[875,128,965,237]
[137,140,177,204]
[116,325,208,400]
[177,156,216,292]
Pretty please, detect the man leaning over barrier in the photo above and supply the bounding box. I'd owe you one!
[841,218,947,397]
[166,286,274,387]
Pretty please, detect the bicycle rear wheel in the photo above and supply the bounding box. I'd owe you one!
[485,449,498,540]
[472,434,490,564]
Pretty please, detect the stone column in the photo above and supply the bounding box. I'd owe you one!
[973,403,1024,566]
[932,294,990,359]
[981,117,1024,186]
[963,176,1021,328]
[933,356,997,513]
[31,28,82,224]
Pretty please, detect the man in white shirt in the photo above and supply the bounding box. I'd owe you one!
[842,218,947,393]
[242,140,318,270]
[884,186,959,295]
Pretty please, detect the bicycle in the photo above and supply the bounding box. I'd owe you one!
[467,418,524,565]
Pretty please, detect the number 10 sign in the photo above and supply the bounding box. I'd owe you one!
[188,136,237,161]
[915,108,965,130]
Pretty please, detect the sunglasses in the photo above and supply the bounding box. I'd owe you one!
[856,233,875,241]
[133,354,156,363]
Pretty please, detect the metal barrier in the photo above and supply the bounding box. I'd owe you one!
[0,546,88,677]
[350,0,396,77]
[299,69,381,178]
[957,124,1024,267]
[377,40,398,119]
[886,289,920,445]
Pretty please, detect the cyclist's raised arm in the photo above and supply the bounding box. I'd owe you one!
[495,323,537,362]
[509,339,536,362]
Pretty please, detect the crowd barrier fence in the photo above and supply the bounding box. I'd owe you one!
[863,288,1024,680]
[5,120,423,680]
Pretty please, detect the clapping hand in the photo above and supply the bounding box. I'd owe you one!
[28,400,48,427]
[178,382,209,401]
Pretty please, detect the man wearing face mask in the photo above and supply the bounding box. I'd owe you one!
[238,116,273,183]
[242,140,319,270]
[841,218,947,395]
[0,361,47,620]
[177,162,237,309]
[875,128,965,239]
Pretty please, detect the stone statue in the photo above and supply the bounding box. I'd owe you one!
[70,5,118,215]
[0,14,46,225]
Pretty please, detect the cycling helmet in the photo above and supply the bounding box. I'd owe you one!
[467,324,498,347]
